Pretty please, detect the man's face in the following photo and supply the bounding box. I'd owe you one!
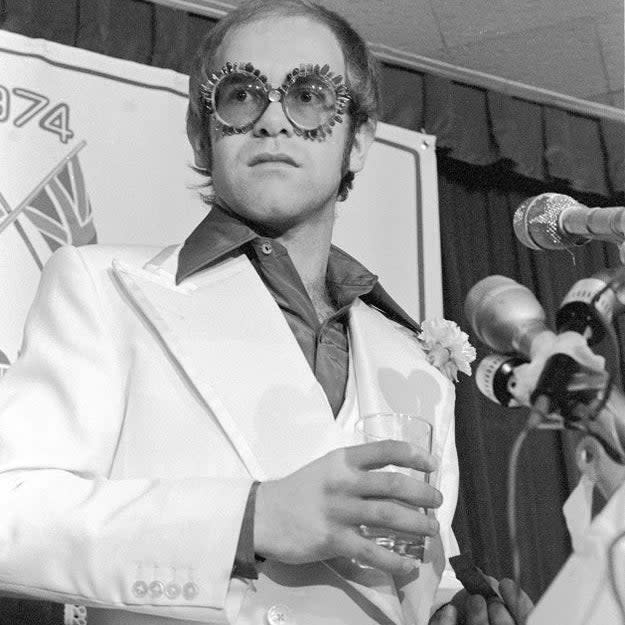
[208,16,371,236]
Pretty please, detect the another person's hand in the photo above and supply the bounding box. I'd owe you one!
[254,440,441,575]
[429,578,534,625]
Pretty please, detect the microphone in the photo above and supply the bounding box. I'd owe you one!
[464,275,550,358]
[475,353,528,407]
[466,280,623,461]
[557,267,625,344]
[464,275,605,415]
[513,193,625,251]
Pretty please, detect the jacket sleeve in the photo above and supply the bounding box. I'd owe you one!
[0,246,252,623]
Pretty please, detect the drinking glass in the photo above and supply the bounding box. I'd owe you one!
[356,412,433,563]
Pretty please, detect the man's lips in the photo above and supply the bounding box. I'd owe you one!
[249,153,299,167]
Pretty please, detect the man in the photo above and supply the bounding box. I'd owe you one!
[0,1,525,623]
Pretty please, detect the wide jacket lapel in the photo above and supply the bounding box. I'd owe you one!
[111,247,340,481]
[346,299,457,623]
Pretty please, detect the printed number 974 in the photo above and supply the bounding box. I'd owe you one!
[0,85,74,144]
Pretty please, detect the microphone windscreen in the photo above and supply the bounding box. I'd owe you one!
[513,193,585,250]
[464,275,547,356]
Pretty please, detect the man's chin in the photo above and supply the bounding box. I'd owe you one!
[244,209,303,238]
[221,185,335,236]
[237,192,305,221]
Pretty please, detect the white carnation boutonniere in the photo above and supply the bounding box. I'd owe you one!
[418,318,476,382]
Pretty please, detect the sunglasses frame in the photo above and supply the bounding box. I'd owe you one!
[201,61,352,140]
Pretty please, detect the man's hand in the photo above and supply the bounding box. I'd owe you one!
[429,578,534,625]
[254,440,441,575]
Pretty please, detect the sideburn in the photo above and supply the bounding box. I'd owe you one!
[338,125,357,202]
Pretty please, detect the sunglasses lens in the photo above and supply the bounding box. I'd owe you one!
[214,72,267,127]
[284,75,337,130]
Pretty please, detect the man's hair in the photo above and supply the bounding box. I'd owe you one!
[186,0,380,201]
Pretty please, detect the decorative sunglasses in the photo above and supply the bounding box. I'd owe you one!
[201,61,351,140]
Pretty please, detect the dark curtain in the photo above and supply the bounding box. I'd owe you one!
[1,0,624,620]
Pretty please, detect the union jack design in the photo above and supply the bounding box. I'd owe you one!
[22,151,97,252]
[0,141,97,253]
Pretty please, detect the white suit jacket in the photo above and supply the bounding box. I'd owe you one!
[0,244,461,624]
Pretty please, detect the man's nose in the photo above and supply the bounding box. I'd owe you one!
[252,100,293,137]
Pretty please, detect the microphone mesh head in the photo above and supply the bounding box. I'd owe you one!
[513,193,582,250]
[464,275,518,347]
[464,275,546,355]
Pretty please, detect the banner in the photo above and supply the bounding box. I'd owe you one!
[0,30,442,372]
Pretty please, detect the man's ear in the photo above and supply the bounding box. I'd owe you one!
[348,118,376,174]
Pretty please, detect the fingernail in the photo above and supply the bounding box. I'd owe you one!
[434,489,443,507]
[402,557,420,573]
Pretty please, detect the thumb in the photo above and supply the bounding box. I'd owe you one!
[429,603,458,625]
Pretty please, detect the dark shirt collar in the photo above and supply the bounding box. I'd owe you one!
[176,206,257,284]
[176,205,420,333]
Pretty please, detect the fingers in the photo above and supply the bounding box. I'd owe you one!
[465,594,489,625]
[343,530,420,575]
[448,580,533,625]
[465,592,523,625]
[498,578,534,623]
[486,600,517,625]
[348,439,439,473]
[429,603,458,625]
[356,469,443,509]
[354,499,439,537]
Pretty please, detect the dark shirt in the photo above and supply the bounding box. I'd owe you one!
[176,205,420,578]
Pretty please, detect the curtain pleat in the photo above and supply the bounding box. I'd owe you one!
[379,63,425,131]
[151,6,209,74]
[1,0,624,617]
[487,93,546,180]
[602,119,625,195]
[543,108,609,196]
[0,0,77,43]
[76,0,154,62]
[425,77,501,165]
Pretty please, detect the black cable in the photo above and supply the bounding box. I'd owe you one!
[507,399,546,618]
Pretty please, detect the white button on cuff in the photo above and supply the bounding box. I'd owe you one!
[149,580,165,599]
[165,582,182,599]
[131,581,148,598]
[182,581,199,600]
[266,604,295,625]
[260,242,273,255]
